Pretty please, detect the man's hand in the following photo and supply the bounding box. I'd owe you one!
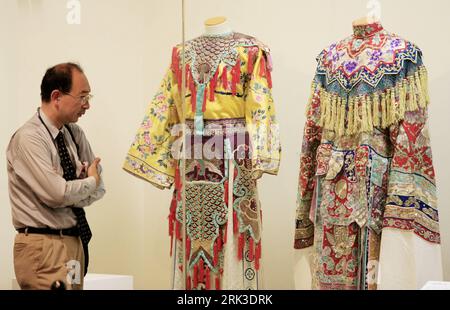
[87,158,101,187]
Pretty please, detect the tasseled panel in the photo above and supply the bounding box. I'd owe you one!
[215,276,221,290]
[233,210,238,234]
[315,65,429,137]
[221,66,228,90]
[372,93,381,127]
[202,87,208,112]
[248,236,255,261]
[170,47,179,73]
[189,74,197,113]
[360,97,369,132]
[169,231,174,257]
[329,96,336,130]
[366,96,373,130]
[176,70,182,94]
[266,67,273,89]
[257,52,273,89]
[318,90,326,126]
[346,97,354,136]
[193,265,199,288]
[205,268,211,290]
[189,258,216,290]
[186,276,192,290]
[209,69,219,102]
[213,229,224,268]
[224,180,229,206]
[337,97,346,136]
[223,223,228,244]
[182,227,228,289]
[168,200,176,236]
[247,47,257,75]
[192,231,225,289]
[168,197,177,256]
[381,92,387,128]
[353,98,360,134]
[184,64,190,92]
[398,82,406,117]
[175,220,181,241]
[199,259,205,282]
[175,166,182,201]
[259,55,266,78]
[255,242,262,270]
[218,229,223,251]
[231,59,241,96]
[187,262,217,290]
[213,242,219,267]
[391,87,399,123]
[385,89,394,125]
[237,233,245,261]
[186,237,191,261]
[171,47,181,93]
[407,75,418,111]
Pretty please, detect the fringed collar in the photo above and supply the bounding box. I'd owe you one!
[316,28,422,91]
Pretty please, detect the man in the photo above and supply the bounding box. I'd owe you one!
[6,63,105,290]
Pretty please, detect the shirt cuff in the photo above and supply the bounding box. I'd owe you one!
[81,176,97,198]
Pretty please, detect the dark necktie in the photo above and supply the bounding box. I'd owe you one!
[55,131,92,274]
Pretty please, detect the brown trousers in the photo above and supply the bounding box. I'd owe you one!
[14,233,85,290]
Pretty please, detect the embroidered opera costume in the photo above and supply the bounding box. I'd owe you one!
[294,22,442,289]
[124,32,280,290]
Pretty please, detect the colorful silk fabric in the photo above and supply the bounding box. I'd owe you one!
[294,23,439,290]
[124,32,280,290]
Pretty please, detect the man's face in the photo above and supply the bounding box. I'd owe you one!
[58,70,91,124]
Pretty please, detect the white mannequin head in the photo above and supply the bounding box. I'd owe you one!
[204,16,232,36]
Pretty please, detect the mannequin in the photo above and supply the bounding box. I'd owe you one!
[124,12,278,290]
[203,16,232,36]
[293,15,444,290]
[371,14,443,286]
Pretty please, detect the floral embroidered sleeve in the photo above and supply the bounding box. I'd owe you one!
[245,48,280,177]
[384,107,440,243]
[123,68,180,189]
[294,82,323,249]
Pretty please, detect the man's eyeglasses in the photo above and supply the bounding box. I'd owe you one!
[62,92,93,104]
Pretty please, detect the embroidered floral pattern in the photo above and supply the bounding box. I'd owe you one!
[353,22,384,39]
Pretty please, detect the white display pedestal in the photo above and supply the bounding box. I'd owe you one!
[83,273,133,290]
[12,273,134,290]
[421,281,450,290]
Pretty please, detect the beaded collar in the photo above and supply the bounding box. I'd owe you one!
[353,22,384,39]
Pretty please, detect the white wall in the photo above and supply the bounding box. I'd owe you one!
[0,0,18,290]
[1,0,449,289]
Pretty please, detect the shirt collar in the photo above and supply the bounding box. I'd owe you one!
[38,108,63,140]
